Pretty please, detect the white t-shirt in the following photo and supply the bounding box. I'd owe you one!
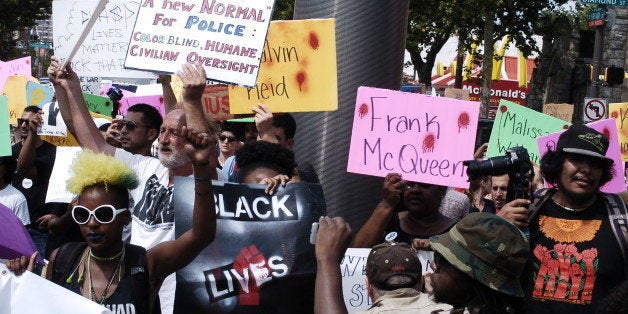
[0,184,30,225]
[115,148,177,314]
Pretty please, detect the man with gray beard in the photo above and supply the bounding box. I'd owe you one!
[48,57,216,314]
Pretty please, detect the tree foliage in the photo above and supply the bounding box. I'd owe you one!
[0,0,52,60]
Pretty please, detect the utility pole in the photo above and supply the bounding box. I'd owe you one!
[587,5,606,98]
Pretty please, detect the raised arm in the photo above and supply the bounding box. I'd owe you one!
[159,74,179,113]
[47,57,114,155]
[148,125,216,284]
[15,110,44,178]
[352,173,406,248]
[253,103,279,144]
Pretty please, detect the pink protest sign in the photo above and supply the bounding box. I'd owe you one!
[0,56,32,92]
[347,87,480,188]
[536,119,624,193]
[119,95,166,118]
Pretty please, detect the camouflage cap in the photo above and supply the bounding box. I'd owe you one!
[366,242,421,290]
[429,212,530,297]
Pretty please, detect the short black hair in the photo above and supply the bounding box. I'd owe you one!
[235,141,296,183]
[0,156,17,183]
[23,106,41,114]
[541,150,614,187]
[220,121,244,142]
[273,113,296,140]
[127,104,162,130]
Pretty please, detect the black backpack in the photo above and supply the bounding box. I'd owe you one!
[50,242,157,313]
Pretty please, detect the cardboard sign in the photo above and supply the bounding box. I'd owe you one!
[0,56,32,92]
[26,81,55,108]
[228,19,338,113]
[173,178,325,312]
[487,100,571,165]
[83,93,114,116]
[536,119,624,193]
[340,248,372,313]
[3,75,30,124]
[0,96,11,156]
[609,102,628,162]
[347,87,480,188]
[52,0,153,78]
[46,146,82,203]
[203,84,233,121]
[542,103,573,123]
[119,94,166,117]
[38,102,68,137]
[443,88,470,100]
[125,0,275,87]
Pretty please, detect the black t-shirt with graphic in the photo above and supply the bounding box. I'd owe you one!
[523,197,625,313]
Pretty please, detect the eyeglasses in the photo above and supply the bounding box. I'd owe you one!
[219,135,237,143]
[117,120,145,132]
[71,205,128,224]
[17,118,30,126]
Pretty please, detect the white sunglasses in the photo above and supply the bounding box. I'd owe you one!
[71,205,128,224]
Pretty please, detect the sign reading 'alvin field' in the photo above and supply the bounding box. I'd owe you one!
[347,87,480,189]
[125,0,275,87]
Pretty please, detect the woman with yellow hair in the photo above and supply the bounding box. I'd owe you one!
[6,127,216,313]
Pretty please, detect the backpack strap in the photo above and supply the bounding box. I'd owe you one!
[527,188,557,223]
[50,242,88,285]
[124,244,160,313]
[601,193,628,276]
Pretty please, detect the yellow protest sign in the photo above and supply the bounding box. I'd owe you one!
[228,19,338,114]
[3,75,29,124]
[609,102,628,161]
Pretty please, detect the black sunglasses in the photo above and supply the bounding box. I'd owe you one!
[17,118,30,126]
[219,135,237,143]
[117,120,144,131]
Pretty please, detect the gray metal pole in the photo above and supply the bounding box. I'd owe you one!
[291,1,410,230]
[588,24,605,98]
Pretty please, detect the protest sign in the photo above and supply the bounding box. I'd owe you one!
[0,56,32,92]
[487,100,571,165]
[52,0,153,78]
[46,146,82,203]
[41,133,80,147]
[347,87,480,188]
[0,96,11,156]
[542,103,573,123]
[83,93,114,116]
[537,119,624,193]
[202,84,233,121]
[341,248,371,313]
[228,19,338,113]
[38,102,69,137]
[0,264,111,314]
[3,75,30,124]
[609,102,628,161]
[125,0,275,87]
[78,76,103,94]
[443,87,470,100]
[119,95,166,117]
[173,178,325,313]
[26,81,55,108]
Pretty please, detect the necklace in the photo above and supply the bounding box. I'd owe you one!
[90,246,124,261]
[552,198,588,212]
[87,246,125,304]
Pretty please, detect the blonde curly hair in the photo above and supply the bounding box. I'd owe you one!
[66,150,139,194]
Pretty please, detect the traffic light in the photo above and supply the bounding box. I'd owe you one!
[605,66,625,86]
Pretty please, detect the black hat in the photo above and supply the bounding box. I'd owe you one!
[556,124,613,163]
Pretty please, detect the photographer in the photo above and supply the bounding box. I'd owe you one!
[499,124,625,313]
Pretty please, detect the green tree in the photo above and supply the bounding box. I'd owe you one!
[0,0,52,61]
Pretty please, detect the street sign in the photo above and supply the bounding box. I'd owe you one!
[588,7,606,27]
[583,98,609,123]
[579,0,628,7]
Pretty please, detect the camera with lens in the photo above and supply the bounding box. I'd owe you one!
[463,146,533,201]
[106,86,123,118]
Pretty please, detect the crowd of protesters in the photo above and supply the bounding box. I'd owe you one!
[2,57,627,314]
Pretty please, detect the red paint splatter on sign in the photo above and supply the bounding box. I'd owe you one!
[457,112,470,132]
[500,106,507,113]
[611,112,618,119]
[563,125,569,129]
[358,103,368,118]
[309,32,319,50]
[159,97,164,103]
[296,71,306,91]
[422,134,435,153]
[603,128,610,139]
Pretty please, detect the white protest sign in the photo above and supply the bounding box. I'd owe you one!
[0,264,111,314]
[38,102,68,137]
[341,248,372,313]
[46,146,82,203]
[53,0,153,78]
[124,0,275,87]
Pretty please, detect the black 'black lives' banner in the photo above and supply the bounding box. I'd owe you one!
[173,178,326,313]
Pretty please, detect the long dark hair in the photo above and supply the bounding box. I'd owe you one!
[541,150,614,187]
